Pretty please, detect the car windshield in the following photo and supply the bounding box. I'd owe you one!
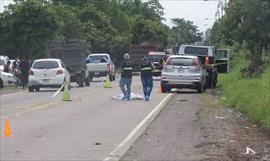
[145,55,164,62]
[33,61,59,69]
[88,55,108,63]
[0,59,5,65]
[184,47,208,56]
[167,58,194,66]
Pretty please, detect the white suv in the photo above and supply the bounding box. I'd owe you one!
[28,59,70,92]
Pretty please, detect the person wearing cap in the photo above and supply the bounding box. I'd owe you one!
[140,57,154,101]
[119,53,133,100]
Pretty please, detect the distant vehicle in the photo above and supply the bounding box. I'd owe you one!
[86,53,115,81]
[46,40,89,87]
[161,55,207,93]
[28,59,70,92]
[144,51,167,76]
[129,43,164,71]
[0,56,9,71]
[0,71,16,88]
[178,45,218,88]
[216,49,230,73]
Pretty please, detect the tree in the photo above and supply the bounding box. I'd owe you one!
[168,18,203,47]
[210,0,270,76]
[0,0,59,59]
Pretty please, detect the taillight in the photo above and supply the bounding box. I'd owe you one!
[107,64,111,72]
[205,55,209,65]
[56,69,63,75]
[29,70,34,75]
[192,59,200,72]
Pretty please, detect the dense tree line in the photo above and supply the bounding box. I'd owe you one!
[0,0,202,64]
[210,0,270,76]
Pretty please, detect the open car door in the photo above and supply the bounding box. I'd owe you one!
[215,49,230,73]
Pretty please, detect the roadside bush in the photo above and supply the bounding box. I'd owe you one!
[219,57,270,128]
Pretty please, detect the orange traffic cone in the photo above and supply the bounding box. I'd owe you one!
[160,84,165,93]
[4,118,13,137]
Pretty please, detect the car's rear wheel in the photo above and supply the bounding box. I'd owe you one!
[85,75,90,86]
[28,86,34,92]
[78,73,85,87]
[0,78,3,89]
[109,74,114,81]
[197,83,203,93]
[35,87,40,92]
[161,84,170,93]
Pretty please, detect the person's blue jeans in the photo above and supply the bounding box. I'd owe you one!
[141,76,153,99]
[119,78,132,100]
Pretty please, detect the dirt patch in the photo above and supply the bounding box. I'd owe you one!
[199,89,270,161]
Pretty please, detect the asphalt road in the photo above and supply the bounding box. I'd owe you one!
[0,76,170,161]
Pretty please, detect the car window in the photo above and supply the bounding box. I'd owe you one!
[33,61,59,69]
[167,58,193,66]
[216,50,228,59]
[145,55,165,62]
[184,47,208,56]
[88,55,109,63]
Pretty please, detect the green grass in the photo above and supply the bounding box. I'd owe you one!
[219,58,270,127]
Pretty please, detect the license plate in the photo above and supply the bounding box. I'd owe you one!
[42,79,49,83]
[169,81,179,84]
[94,72,100,75]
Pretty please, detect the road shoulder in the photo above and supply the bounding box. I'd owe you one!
[121,90,270,161]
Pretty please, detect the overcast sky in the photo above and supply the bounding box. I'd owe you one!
[159,0,219,32]
[1,0,219,32]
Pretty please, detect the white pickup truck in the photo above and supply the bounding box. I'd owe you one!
[86,53,115,81]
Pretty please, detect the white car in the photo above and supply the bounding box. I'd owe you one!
[28,59,70,92]
[0,55,9,71]
[0,71,16,88]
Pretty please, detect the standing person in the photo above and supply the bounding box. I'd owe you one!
[19,57,30,89]
[119,53,133,100]
[140,57,154,101]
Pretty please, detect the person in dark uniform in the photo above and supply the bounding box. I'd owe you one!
[140,57,154,101]
[120,53,133,100]
[19,57,30,89]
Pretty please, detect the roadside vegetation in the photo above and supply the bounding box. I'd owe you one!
[219,49,270,127]
[210,0,270,128]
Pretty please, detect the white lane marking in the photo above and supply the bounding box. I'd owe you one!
[0,91,25,97]
[103,93,174,161]
[52,83,65,98]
